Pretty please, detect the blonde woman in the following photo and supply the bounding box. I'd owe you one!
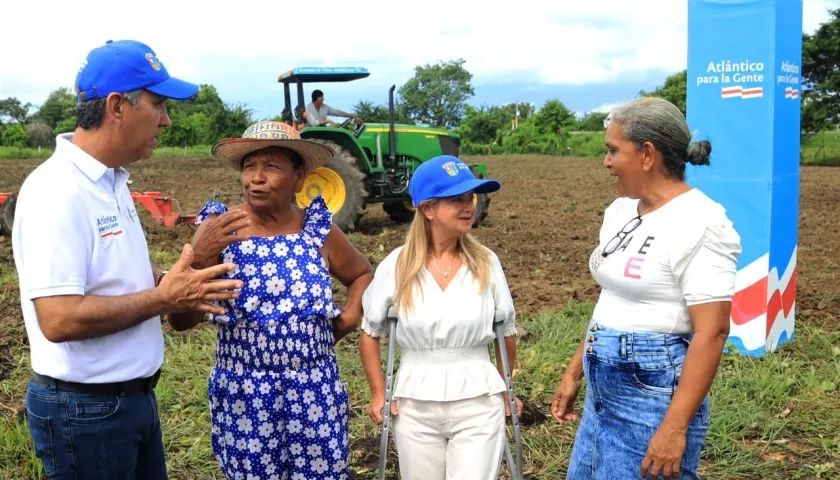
[359,155,521,480]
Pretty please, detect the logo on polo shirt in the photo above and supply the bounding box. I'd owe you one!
[97,214,123,238]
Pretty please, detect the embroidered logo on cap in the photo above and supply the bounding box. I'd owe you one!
[145,53,161,71]
[442,161,458,176]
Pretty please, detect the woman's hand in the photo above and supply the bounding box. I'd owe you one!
[367,392,399,425]
[550,373,583,424]
[551,337,586,424]
[639,301,730,479]
[640,422,687,479]
[503,393,524,418]
[190,209,251,268]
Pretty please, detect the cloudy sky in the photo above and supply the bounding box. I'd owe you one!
[1,0,837,120]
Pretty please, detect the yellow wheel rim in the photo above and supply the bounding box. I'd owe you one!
[295,167,346,213]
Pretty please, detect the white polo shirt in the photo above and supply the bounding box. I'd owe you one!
[12,133,164,384]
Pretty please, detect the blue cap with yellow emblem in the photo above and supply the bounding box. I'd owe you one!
[408,155,501,207]
[74,39,200,102]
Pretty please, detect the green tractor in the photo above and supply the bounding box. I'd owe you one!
[278,67,492,231]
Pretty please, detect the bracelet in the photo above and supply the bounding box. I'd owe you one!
[155,270,168,287]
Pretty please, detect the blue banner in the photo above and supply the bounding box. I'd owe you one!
[686,0,802,357]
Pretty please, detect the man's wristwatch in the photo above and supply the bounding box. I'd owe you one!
[155,270,168,287]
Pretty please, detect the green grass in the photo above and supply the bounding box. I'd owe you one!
[0,265,838,480]
[801,131,840,165]
[0,145,212,161]
[3,130,838,164]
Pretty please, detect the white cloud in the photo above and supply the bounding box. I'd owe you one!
[0,0,837,108]
[574,102,622,118]
[591,102,623,114]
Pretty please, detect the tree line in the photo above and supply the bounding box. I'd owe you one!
[0,58,607,158]
[1,8,837,157]
[0,85,253,150]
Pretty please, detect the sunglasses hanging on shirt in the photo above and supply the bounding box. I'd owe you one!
[589,215,643,272]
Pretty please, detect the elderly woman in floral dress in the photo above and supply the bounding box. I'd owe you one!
[182,120,373,480]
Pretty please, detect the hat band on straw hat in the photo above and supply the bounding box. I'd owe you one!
[211,120,334,173]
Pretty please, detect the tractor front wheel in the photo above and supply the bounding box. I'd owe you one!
[472,192,490,228]
[295,140,367,232]
[384,193,490,228]
[470,169,492,228]
[382,201,416,224]
[0,192,18,237]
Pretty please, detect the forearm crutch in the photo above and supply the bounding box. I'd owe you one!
[378,306,398,480]
[494,309,524,480]
[504,438,520,480]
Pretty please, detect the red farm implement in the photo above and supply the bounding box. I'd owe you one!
[0,191,200,237]
[130,191,199,227]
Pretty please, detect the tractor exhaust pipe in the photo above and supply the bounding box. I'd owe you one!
[388,85,396,164]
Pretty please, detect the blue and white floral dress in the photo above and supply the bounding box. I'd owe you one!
[194,196,351,480]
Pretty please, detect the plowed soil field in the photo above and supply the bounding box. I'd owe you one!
[1,154,838,479]
[3,154,838,318]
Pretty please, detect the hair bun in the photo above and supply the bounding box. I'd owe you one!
[686,140,711,166]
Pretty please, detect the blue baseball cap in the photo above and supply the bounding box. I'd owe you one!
[408,155,501,207]
[75,40,200,102]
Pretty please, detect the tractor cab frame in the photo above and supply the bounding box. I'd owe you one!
[278,67,372,130]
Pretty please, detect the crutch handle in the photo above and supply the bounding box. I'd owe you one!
[493,308,507,328]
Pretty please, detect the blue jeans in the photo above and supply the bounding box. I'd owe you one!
[566,321,711,480]
[25,377,167,479]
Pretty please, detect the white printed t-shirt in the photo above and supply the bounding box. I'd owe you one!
[361,245,517,402]
[12,133,164,384]
[589,188,742,334]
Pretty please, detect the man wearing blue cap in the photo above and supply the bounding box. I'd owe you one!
[11,40,244,479]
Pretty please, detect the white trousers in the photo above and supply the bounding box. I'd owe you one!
[391,393,506,480]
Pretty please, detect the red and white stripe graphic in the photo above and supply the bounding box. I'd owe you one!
[728,246,798,354]
[784,87,799,99]
[766,246,797,352]
[729,253,769,352]
[721,86,763,99]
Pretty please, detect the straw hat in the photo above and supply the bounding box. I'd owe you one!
[211,120,334,172]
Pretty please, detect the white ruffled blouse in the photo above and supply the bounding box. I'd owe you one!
[361,245,517,402]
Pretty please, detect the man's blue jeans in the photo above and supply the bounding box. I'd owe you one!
[25,376,168,479]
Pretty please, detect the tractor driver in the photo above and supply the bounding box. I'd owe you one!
[305,89,362,127]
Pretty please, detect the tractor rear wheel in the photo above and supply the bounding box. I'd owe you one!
[0,192,17,237]
[295,139,367,232]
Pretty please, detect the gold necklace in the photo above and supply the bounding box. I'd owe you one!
[430,255,453,280]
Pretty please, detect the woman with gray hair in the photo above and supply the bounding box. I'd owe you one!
[550,97,742,480]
